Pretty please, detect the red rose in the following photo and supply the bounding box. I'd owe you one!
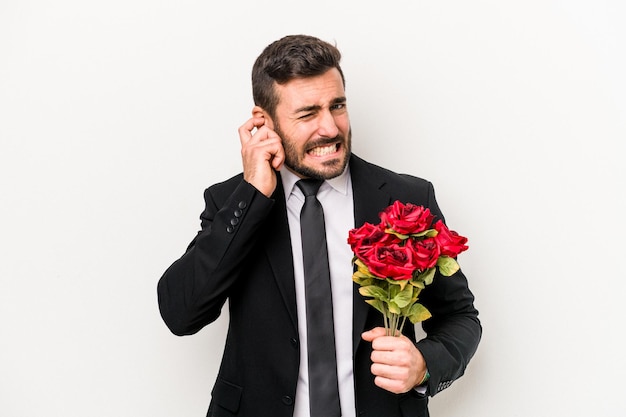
[348,222,398,261]
[409,237,440,270]
[434,220,468,257]
[363,243,416,280]
[348,222,385,249]
[380,201,434,235]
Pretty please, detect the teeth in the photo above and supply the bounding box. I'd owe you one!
[309,144,337,156]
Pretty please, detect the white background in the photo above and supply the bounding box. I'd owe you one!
[1,1,625,416]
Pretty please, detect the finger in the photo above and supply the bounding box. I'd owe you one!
[244,125,278,150]
[361,327,387,342]
[241,137,281,165]
[270,144,285,170]
[371,334,414,352]
[371,362,416,394]
[238,119,256,145]
[373,375,408,395]
[371,349,404,366]
[371,362,411,380]
[238,117,266,145]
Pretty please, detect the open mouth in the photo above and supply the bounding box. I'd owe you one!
[307,143,340,157]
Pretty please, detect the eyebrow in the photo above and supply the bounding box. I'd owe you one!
[294,97,347,114]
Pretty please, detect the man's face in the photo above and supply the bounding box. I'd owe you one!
[268,68,351,180]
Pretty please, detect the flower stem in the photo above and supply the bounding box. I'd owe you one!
[387,312,400,337]
[382,303,390,334]
[399,315,408,334]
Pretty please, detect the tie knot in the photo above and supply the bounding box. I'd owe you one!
[296,179,323,197]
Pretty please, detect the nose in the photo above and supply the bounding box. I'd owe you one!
[317,110,339,138]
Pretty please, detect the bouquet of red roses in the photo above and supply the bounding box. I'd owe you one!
[348,201,468,336]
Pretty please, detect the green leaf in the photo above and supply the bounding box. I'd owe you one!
[411,229,438,238]
[365,299,386,315]
[410,279,426,290]
[410,286,423,300]
[387,301,401,315]
[387,282,399,298]
[352,273,375,287]
[359,285,388,300]
[437,256,460,276]
[385,228,410,240]
[408,303,432,323]
[354,259,373,274]
[393,285,414,308]
[353,269,373,279]
[415,267,436,286]
[387,278,409,291]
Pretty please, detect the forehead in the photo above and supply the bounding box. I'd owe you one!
[274,68,345,112]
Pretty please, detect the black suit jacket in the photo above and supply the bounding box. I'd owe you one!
[158,154,481,417]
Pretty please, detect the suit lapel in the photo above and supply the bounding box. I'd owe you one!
[350,155,394,353]
[263,177,299,332]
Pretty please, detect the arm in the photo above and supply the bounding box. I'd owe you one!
[158,115,286,336]
[157,179,274,336]
[417,267,481,396]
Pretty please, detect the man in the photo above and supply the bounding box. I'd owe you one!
[158,34,481,417]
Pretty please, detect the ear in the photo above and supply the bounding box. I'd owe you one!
[252,106,275,129]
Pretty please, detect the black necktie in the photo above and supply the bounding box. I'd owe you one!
[296,179,341,417]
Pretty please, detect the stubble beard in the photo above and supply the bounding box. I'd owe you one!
[275,123,352,180]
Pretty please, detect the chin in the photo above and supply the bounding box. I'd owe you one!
[307,159,349,180]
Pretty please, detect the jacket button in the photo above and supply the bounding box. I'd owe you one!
[234,209,243,218]
[290,338,298,349]
[226,226,234,233]
[282,395,293,406]
[230,218,239,226]
[238,201,247,209]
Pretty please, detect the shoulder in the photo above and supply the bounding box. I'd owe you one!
[350,154,444,220]
[351,154,434,193]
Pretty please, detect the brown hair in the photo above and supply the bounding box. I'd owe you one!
[252,35,345,119]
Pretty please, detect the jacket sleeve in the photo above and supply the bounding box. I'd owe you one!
[415,181,482,396]
[157,178,274,336]
[416,268,481,396]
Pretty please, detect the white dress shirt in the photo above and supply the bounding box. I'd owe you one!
[281,165,356,417]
